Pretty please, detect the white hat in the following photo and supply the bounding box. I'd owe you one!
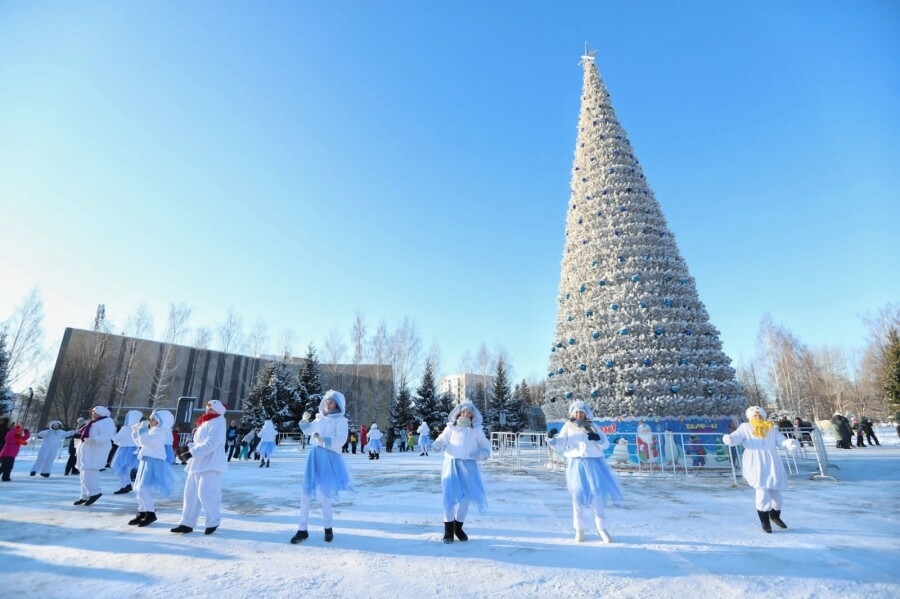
[207,400,227,415]
[92,406,111,417]
[745,406,767,420]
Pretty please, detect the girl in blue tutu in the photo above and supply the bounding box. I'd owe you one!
[547,400,623,543]
[291,390,353,544]
[127,410,175,527]
[431,401,491,543]
[111,410,143,494]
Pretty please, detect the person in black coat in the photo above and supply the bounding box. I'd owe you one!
[831,414,853,449]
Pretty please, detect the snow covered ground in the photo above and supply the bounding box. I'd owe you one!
[1,426,898,598]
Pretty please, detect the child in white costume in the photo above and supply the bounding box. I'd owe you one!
[128,410,175,527]
[74,406,117,506]
[171,399,228,535]
[111,409,143,494]
[417,421,431,456]
[257,419,277,468]
[291,390,353,544]
[30,421,75,477]
[547,400,623,543]
[431,401,491,543]
[366,423,383,460]
[722,405,799,533]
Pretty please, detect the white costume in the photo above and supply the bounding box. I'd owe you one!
[366,423,383,458]
[417,421,431,455]
[723,406,799,532]
[175,400,228,533]
[75,406,117,502]
[130,410,175,523]
[30,421,74,476]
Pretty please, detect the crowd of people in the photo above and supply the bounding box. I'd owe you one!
[3,398,896,544]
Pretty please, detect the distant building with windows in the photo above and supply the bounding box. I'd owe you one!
[439,373,495,404]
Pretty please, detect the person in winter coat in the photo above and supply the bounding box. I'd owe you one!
[30,420,75,477]
[65,418,85,475]
[685,435,707,467]
[547,400,623,543]
[723,405,800,533]
[257,419,277,468]
[831,413,853,449]
[366,423,383,460]
[225,420,239,461]
[0,417,9,454]
[111,410,143,493]
[171,399,228,535]
[290,390,353,544]
[73,406,117,505]
[431,401,491,543]
[0,423,31,481]
[128,410,176,527]
[861,417,880,446]
[417,421,431,456]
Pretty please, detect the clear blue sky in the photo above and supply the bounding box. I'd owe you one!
[1,1,898,386]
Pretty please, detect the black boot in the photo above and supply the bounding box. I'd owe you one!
[453,520,468,541]
[259,460,265,468]
[138,512,157,527]
[757,510,772,533]
[442,521,454,543]
[369,452,374,460]
[324,528,334,542]
[375,452,379,460]
[769,509,787,529]
[266,459,270,468]
[114,484,132,494]
[290,530,309,544]
[128,512,147,525]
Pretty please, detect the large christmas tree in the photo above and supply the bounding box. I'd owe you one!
[543,50,746,422]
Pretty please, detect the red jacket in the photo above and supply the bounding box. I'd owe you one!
[0,425,31,458]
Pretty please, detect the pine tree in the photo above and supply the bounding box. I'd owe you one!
[241,362,299,429]
[437,391,455,427]
[543,49,745,421]
[883,330,900,417]
[0,333,11,417]
[414,359,441,438]
[389,383,416,435]
[505,381,532,432]
[298,343,325,415]
[486,358,512,432]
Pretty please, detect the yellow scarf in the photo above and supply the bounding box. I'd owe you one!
[750,416,774,438]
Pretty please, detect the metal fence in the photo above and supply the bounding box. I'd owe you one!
[488,427,838,485]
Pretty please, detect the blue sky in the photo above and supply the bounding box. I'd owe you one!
[1,1,898,386]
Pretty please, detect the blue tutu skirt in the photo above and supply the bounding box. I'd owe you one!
[258,441,276,458]
[368,439,382,452]
[134,456,175,498]
[165,445,175,465]
[111,445,139,478]
[441,458,487,513]
[303,446,353,499]
[566,457,624,507]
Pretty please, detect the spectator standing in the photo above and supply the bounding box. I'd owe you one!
[0,423,31,481]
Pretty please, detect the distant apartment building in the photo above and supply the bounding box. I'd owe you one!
[439,373,495,404]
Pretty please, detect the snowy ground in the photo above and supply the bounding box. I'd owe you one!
[1,426,898,599]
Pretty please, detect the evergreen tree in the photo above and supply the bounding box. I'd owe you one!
[389,383,416,435]
[414,359,441,438]
[297,343,325,415]
[241,362,299,429]
[437,391,455,428]
[0,333,11,417]
[486,358,512,432]
[883,329,900,417]
[543,50,745,421]
[505,380,532,432]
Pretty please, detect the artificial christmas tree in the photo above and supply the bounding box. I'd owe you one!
[542,49,746,431]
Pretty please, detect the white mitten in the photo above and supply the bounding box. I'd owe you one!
[784,439,800,453]
[431,441,444,452]
[311,432,324,447]
[478,448,490,461]
[722,434,733,446]
[301,412,311,422]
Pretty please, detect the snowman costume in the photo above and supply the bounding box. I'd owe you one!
[723,405,799,533]
[30,421,75,477]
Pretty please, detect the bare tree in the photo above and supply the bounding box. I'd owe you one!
[475,343,495,416]
[389,318,423,396]
[115,303,154,408]
[193,327,212,349]
[246,318,269,357]
[323,327,348,379]
[369,321,389,366]
[2,287,47,389]
[47,331,115,425]
[148,303,192,408]
[218,308,245,354]
[277,329,295,361]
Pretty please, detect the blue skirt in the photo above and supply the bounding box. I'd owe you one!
[368,439,382,452]
[165,445,175,465]
[303,446,353,499]
[566,457,624,507]
[134,456,175,498]
[111,445,139,478]
[258,441,276,458]
[441,458,487,513]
